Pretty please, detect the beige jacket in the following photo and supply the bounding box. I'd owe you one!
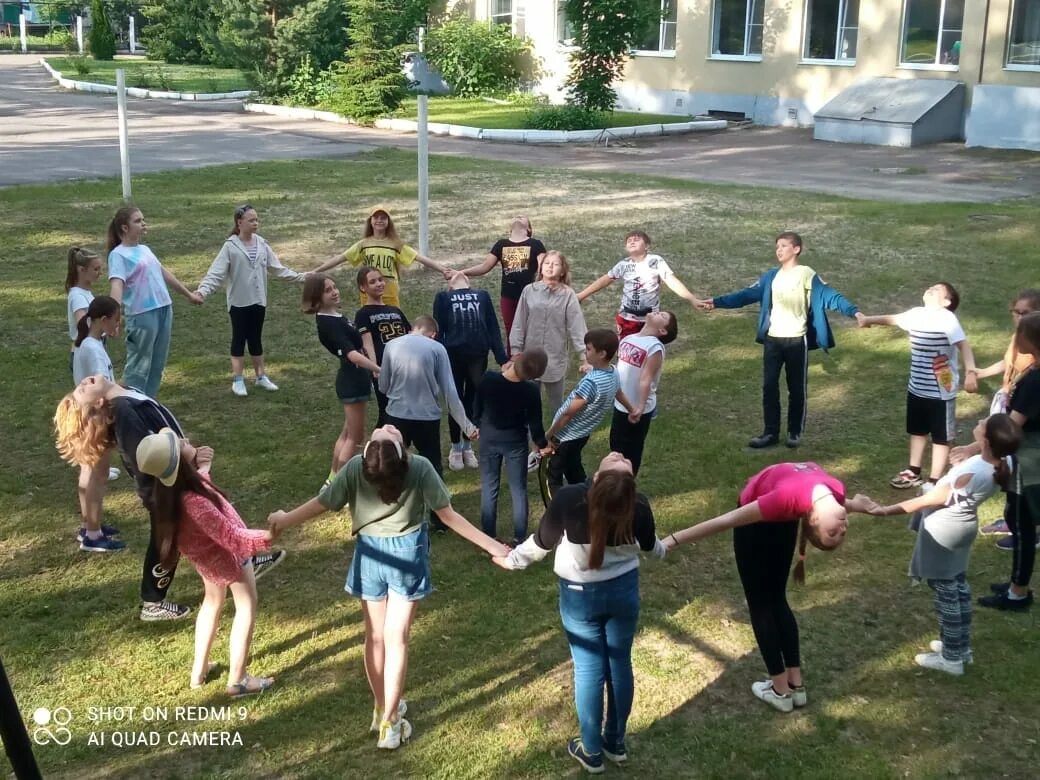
[198,234,304,310]
[510,281,587,383]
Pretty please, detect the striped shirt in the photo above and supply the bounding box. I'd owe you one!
[553,367,619,442]
[895,306,966,400]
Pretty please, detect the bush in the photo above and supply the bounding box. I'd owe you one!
[283,54,335,106]
[68,55,92,75]
[264,0,349,99]
[88,0,117,60]
[523,104,609,131]
[141,0,218,64]
[426,18,538,97]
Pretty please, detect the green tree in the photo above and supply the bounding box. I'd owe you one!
[426,17,537,96]
[563,0,659,112]
[88,0,117,59]
[141,0,219,63]
[211,0,273,72]
[268,0,349,97]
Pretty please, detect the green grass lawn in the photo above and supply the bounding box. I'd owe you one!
[44,56,252,93]
[396,97,693,129]
[2,150,1039,778]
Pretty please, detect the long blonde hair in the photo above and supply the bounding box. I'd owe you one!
[54,394,113,467]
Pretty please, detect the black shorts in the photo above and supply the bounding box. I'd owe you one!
[905,391,955,444]
[336,363,372,404]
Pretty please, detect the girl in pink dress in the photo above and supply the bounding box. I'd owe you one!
[136,428,276,696]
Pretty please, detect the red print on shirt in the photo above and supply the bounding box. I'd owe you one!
[618,340,648,368]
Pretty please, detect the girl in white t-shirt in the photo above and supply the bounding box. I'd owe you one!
[69,295,127,553]
[65,247,101,373]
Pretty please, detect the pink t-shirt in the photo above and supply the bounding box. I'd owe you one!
[178,474,270,586]
[739,462,846,522]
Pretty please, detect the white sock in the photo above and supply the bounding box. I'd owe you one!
[1007,589,1026,600]
[85,528,103,540]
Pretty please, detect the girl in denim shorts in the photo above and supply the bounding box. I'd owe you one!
[268,425,509,750]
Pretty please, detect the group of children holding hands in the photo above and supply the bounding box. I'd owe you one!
[55,201,1039,768]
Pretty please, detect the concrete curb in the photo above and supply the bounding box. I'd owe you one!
[242,101,728,143]
[40,58,256,101]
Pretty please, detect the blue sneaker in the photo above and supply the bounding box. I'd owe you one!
[602,737,627,764]
[996,535,1040,551]
[77,525,121,542]
[567,738,604,774]
[80,535,127,553]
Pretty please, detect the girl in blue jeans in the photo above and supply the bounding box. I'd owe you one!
[495,452,666,774]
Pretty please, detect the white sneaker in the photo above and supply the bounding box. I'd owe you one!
[377,717,412,749]
[107,467,121,481]
[255,375,279,392]
[370,700,408,733]
[790,685,807,708]
[462,448,478,469]
[928,640,973,665]
[231,378,248,397]
[448,450,464,471]
[527,451,541,473]
[751,680,793,713]
[914,651,964,676]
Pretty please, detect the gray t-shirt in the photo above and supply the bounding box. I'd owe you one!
[73,336,114,384]
[379,333,474,435]
[318,453,451,537]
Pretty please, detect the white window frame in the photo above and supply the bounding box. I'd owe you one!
[1006,0,1040,71]
[633,0,678,56]
[710,0,765,61]
[489,0,513,29]
[898,0,962,70]
[801,0,859,65]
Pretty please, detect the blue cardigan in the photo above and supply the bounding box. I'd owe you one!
[713,267,859,351]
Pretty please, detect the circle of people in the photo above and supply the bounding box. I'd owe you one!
[53,203,1040,770]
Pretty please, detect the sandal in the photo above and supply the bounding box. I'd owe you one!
[227,674,275,698]
[190,662,219,690]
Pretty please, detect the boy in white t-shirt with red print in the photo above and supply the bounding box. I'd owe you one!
[577,231,706,339]
[859,282,978,489]
[609,311,678,475]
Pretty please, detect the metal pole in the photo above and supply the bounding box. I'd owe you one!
[116,69,132,202]
[129,16,136,54]
[417,26,429,258]
[19,13,26,53]
[76,16,83,54]
[0,658,42,780]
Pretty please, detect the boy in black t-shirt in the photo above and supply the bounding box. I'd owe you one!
[354,266,410,426]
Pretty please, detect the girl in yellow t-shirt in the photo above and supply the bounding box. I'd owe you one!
[313,205,448,308]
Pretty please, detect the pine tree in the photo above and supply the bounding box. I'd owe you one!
[88,0,117,60]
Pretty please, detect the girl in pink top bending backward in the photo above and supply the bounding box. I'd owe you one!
[664,463,872,713]
[136,428,276,697]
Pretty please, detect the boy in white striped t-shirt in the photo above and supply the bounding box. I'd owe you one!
[543,329,638,491]
[860,283,978,488]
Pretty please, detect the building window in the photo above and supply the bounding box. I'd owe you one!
[1007,0,1040,67]
[900,0,963,66]
[636,0,678,52]
[556,1,576,45]
[712,0,765,57]
[804,0,859,61]
[490,0,513,28]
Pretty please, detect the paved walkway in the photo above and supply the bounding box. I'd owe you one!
[3,54,1039,202]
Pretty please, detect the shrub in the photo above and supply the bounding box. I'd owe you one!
[265,0,349,99]
[68,55,93,76]
[426,18,538,98]
[140,0,218,64]
[283,54,335,106]
[88,0,117,60]
[523,104,609,131]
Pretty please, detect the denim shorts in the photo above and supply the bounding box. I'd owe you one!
[345,525,431,602]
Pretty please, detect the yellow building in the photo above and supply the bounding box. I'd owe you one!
[473,0,1040,148]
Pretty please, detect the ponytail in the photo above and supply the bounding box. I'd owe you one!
[985,413,1023,491]
[65,247,100,291]
[587,471,636,570]
[106,206,139,253]
[74,295,120,347]
[793,516,810,584]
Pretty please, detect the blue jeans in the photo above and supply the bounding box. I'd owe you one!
[479,438,529,540]
[124,305,172,399]
[558,568,640,756]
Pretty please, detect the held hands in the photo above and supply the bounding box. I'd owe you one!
[188,291,204,305]
[848,493,886,515]
[627,409,643,424]
[949,445,972,465]
[855,312,869,328]
[964,372,978,394]
[695,298,714,312]
[662,534,679,552]
[491,555,514,570]
[468,427,480,441]
[267,510,288,540]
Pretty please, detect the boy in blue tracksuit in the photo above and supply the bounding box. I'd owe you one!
[702,232,864,449]
[435,271,508,469]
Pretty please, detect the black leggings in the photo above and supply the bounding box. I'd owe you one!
[129,471,179,603]
[447,351,487,444]
[1006,487,1039,588]
[733,520,800,676]
[229,304,266,357]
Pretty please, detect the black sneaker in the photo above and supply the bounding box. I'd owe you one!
[252,550,286,580]
[978,590,1033,611]
[990,582,1011,594]
[140,600,191,621]
[567,738,604,774]
[786,434,801,449]
[601,737,627,764]
[748,433,779,449]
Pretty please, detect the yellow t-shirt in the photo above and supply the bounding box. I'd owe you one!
[768,265,816,338]
[344,239,418,307]
[1003,335,1036,394]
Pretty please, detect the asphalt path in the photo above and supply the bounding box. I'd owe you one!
[2,54,1039,203]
